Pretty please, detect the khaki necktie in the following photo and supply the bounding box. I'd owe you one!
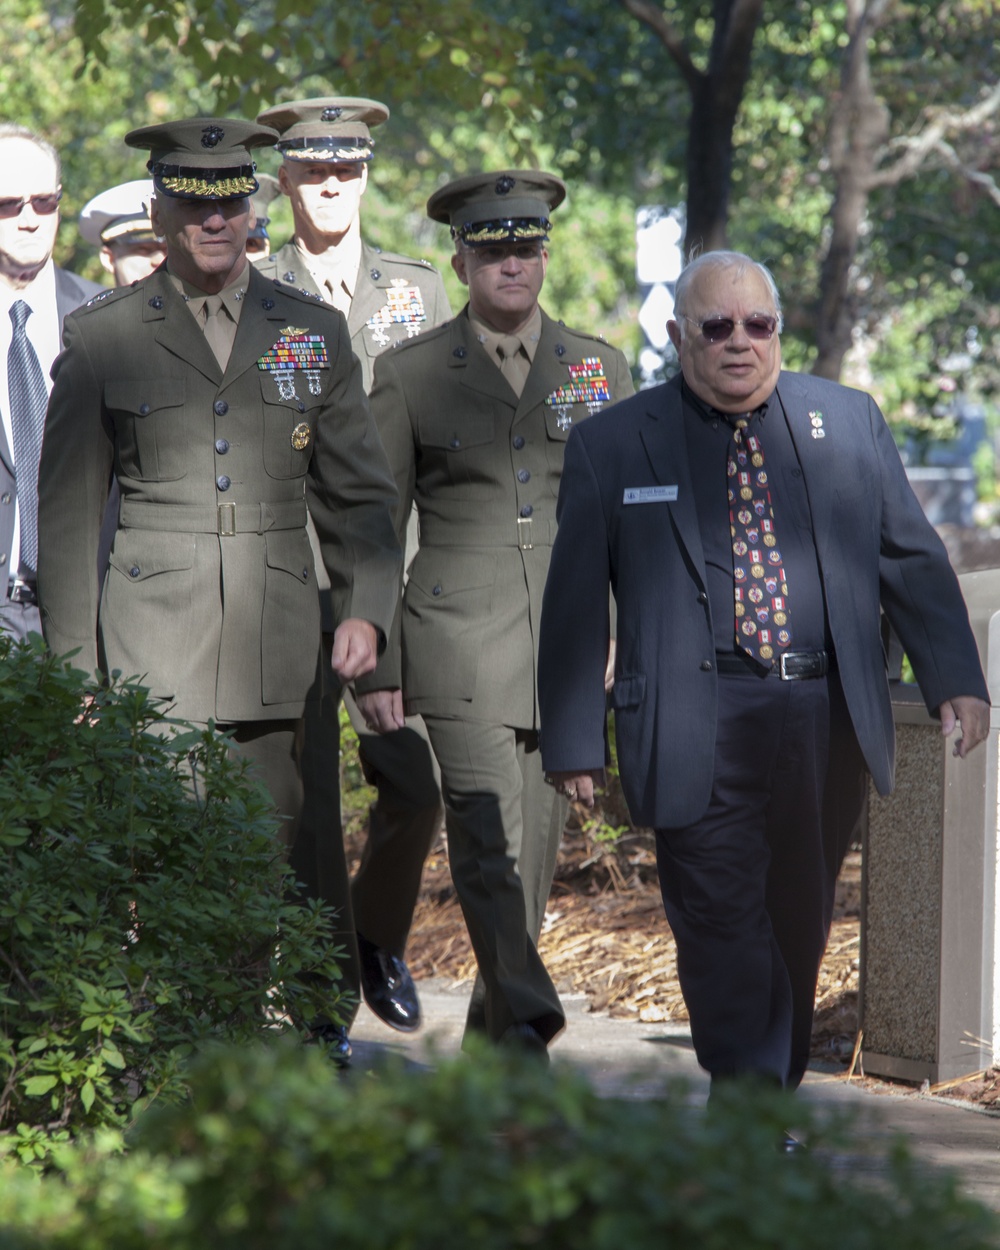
[201,295,230,369]
[497,334,529,397]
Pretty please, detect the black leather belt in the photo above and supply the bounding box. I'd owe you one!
[8,578,37,606]
[715,650,834,680]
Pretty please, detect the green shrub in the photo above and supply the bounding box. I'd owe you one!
[0,638,349,1162]
[0,1043,995,1249]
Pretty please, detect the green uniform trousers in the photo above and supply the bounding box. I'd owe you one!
[422,715,567,1045]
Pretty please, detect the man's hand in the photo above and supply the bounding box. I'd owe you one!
[330,618,379,683]
[355,688,405,735]
[938,695,991,758]
[604,639,616,693]
[544,769,605,809]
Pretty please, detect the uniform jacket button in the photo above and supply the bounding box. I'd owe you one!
[214,400,228,416]
[520,504,533,518]
[129,566,141,578]
[138,403,150,415]
[513,436,525,450]
[297,402,305,413]
[215,439,230,454]
[302,568,309,579]
[517,468,530,483]
[450,437,461,449]
[453,346,467,359]
[216,475,231,491]
[370,268,381,280]
[700,660,713,671]
[432,584,442,596]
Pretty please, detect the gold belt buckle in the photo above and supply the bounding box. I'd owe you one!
[218,503,236,537]
[517,517,533,551]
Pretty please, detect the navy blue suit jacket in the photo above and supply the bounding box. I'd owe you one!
[537,372,989,829]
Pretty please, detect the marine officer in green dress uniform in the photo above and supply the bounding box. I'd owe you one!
[253,96,452,1044]
[35,118,402,1060]
[360,170,634,1056]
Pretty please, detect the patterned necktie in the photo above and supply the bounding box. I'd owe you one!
[8,300,48,575]
[727,414,792,667]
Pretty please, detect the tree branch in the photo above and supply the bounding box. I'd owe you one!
[868,82,1000,190]
[618,0,702,90]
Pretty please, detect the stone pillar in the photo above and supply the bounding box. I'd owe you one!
[859,569,1000,1084]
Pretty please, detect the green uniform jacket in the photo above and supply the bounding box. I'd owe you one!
[255,239,452,393]
[36,265,401,724]
[256,239,452,628]
[363,305,633,728]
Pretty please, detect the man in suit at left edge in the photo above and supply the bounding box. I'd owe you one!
[35,118,402,1060]
[0,123,101,639]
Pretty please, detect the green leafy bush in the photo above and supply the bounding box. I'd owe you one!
[0,638,348,1161]
[0,1042,995,1249]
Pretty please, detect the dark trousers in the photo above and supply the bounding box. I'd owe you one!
[422,716,566,1045]
[654,673,866,1088]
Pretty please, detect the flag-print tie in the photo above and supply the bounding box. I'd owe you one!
[727,416,792,667]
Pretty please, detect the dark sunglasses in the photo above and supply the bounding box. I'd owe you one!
[0,190,63,220]
[683,313,777,344]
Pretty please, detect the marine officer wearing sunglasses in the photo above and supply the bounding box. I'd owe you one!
[0,124,100,639]
[539,249,990,1101]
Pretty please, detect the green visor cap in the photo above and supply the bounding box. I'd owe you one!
[125,117,279,201]
[427,170,567,246]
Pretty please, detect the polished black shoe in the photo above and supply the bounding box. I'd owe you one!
[308,1021,352,1068]
[357,932,421,1033]
[498,1021,550,1064]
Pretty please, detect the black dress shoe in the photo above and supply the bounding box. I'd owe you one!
[308,1022,352,1068]
[357,932,421,1033]
[498,1021,550,1064]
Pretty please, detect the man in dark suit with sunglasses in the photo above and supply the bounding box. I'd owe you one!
[539,249,990,1098]
[0,124,100,639]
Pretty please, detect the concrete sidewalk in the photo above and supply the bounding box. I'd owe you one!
[348,977,1000,1214]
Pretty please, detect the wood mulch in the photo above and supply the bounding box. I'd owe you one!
[347,796,1000,1110]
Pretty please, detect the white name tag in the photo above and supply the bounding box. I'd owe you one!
[623,485,678,505]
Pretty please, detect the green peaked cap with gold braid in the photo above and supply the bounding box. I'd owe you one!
[125,117,279,201]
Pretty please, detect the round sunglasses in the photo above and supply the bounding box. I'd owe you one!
[683,314,777,343]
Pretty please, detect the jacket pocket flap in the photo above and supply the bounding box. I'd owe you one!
[104,380,186,415]
[610,673,646,708]
[265,531,312,583]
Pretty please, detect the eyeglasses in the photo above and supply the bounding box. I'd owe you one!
[683,314,777,344]
[0,190,63,220]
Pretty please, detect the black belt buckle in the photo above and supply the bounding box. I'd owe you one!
[778,650,828,681]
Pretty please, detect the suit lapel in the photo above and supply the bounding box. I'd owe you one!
[223,268,294,386]
[638,379,707,588]
[448,309,518,408]
[346,241,388,339]
[515,311,563,420]
[773,373,833,545]
[145,270,221,385]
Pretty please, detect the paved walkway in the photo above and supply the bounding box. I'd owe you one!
[349,978,1000,1214]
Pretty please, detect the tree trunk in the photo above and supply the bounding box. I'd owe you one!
[812,0,892,380]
